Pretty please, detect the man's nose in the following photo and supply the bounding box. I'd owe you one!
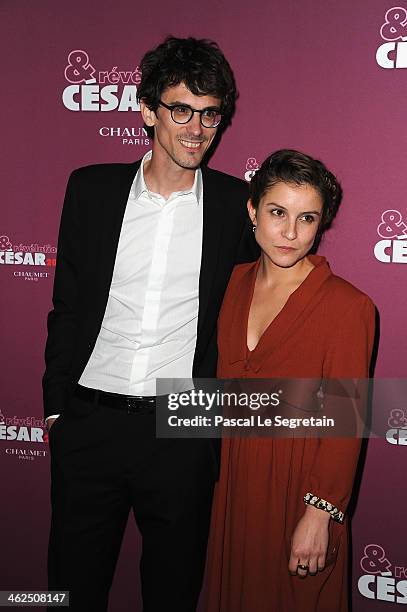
[188,112,204,135]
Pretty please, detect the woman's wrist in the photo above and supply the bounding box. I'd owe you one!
[304,504,331,523]
[303,492,344,524]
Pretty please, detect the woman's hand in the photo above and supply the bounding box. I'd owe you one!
[288,505,330,577]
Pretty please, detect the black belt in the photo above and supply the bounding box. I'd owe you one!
[75,385,156,414]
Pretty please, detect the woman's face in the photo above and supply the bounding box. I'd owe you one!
[248,181,323,269]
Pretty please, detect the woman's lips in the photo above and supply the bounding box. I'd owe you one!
[275,246,296,252]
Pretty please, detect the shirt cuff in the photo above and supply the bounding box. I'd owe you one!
[303,492,344,524]
[45,414,60,423]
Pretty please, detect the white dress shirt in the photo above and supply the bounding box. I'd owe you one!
[78,150,203,397]
[47,152,203,422]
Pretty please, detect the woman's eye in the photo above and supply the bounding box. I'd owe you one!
[271,208,284,217]
[301,215,316,223]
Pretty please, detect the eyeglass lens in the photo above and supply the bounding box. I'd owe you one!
[171,105,221,127]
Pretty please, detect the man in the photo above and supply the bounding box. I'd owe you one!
[44,36,256,611]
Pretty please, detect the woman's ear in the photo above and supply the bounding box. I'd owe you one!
[247,199,257,226]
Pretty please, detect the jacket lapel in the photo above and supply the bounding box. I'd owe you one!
[94,160,141,322]
[198,167,224,334]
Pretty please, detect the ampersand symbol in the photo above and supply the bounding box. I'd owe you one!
[64,50,96,84]
[360,545,392,574]
[380,7,407,41]
[246,157,259,171]
[388,408,407,428]
[377,209,407,239]
[0,235,12,250]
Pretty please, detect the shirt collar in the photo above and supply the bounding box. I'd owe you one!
[133,150,202,205]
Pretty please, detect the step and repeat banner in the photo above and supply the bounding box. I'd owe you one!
[1,1,406,610]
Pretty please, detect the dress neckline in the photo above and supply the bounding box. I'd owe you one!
[228,255,333,372]
[246,257,318,354]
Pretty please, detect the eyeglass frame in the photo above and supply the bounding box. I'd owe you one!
[157,100,223,128]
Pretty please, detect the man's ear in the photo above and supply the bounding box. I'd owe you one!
[140,100,157,127]
[247,199,257,225]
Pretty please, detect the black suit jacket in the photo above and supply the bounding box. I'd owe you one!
[43,160,258,419]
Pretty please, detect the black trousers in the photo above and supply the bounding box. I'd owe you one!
[48,394,216,612]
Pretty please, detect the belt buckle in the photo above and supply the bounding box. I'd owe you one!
[126,397,138,415]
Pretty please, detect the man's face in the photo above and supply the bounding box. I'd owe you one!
[141,83,221,170]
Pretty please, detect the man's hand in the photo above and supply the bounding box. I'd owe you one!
[288,505,330,577]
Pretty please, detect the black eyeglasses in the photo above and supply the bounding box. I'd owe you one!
[158,100,222,128]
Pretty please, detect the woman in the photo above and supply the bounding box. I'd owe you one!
[206,150,375,611]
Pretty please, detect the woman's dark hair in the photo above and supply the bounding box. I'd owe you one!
[137,36,237,124]
[250,149,343,243]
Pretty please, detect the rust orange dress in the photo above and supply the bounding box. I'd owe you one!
[206,255,375,612]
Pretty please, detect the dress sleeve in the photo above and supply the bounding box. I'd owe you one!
[306,294,376,516]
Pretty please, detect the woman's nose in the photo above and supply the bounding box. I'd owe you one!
[282,219,297,241]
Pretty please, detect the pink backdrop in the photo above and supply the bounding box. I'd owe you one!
[1,1,406,609]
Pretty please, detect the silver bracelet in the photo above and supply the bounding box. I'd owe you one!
[304,492,344,524]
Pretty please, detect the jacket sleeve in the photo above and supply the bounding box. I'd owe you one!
[306,294,376,516]
[233,179,259,264]
[42,171,81,418]
[235,219,260,264]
